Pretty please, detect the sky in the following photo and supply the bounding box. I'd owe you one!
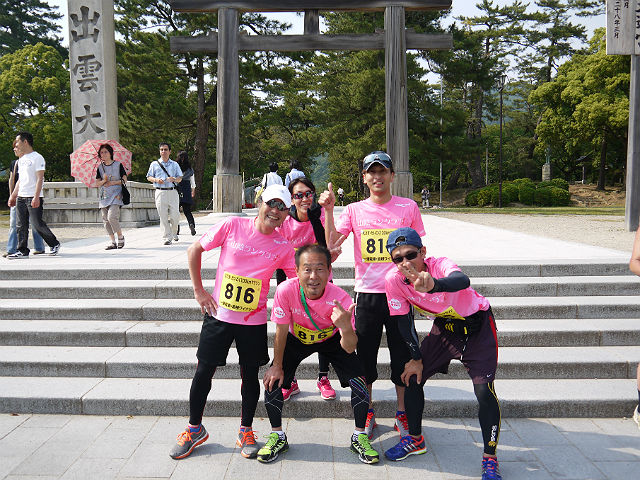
[47,0,606,48]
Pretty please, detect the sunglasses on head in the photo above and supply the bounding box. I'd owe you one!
[391,250,420,264]
[292,191,314,200]
[265,198,289,211]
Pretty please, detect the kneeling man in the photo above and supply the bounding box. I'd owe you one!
[384,227,502,480]
[261,244,379,465]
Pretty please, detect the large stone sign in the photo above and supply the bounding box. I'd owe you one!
[68,0,119,150]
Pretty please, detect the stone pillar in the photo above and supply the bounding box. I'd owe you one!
[542,163,551,181]
[626,56,640,231]
[385,6,413,200]
[68,0,119,150]
[213,7,243,212]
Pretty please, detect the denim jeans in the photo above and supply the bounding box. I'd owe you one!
[7,205,45,253]
[16,197,58,255]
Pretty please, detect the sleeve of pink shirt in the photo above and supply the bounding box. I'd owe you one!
[335,205,352,237]
[429,256,462,279]
[279,245,297,278]
[271,281,293,325]
[410,202,426,236]
[199,217,232,251]
[384,270,412,316]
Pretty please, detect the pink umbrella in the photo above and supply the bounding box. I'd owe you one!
[70,139,132,188]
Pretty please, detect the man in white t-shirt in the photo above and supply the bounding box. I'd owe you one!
[7,132,61,259]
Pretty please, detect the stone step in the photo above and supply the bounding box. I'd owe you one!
[3,275,639,299]
[2,296,640,320]
[0,377,635,417]
[0,260,630,281]
[1,318,639,348]
[0,345,637,380]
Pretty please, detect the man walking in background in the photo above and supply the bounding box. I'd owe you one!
[7,132,61,259]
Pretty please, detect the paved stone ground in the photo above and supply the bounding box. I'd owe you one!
[0,414,639,480]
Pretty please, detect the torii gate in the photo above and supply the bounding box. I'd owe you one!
[169,1,452,212]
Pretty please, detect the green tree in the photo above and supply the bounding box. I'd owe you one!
[0,43,72,179]
[530,29,629,189]
[0,0,64,56]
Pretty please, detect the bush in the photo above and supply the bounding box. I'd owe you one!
[477,186,495,207]
[512,178,535,189]
[534,186,553,206]
[549,186,571,206]
[465,190,480,206]
[550,178,570,190]
[518,185,535,205]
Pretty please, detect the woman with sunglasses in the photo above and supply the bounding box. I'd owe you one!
[276,177,338,402]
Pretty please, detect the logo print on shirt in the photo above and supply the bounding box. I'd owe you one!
[274,307,285,318]
[389,299,401,310]
[395,203,411,207]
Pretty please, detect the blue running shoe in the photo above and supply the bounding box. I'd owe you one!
[482,456,502,480]
[384,435,427,461]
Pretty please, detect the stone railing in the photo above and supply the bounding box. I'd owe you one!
[42,181,159,227]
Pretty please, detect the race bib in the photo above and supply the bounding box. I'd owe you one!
[360,229,393,263]
[292,322,336,345]
[416,305,465,321]
[218,272,261,312]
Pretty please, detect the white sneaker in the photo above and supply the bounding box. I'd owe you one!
[7,251,28,259]
[634,405,640,429]
[49,243,61,256]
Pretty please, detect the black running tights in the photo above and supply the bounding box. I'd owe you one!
[189,361,260,427]
[474,382,501,456]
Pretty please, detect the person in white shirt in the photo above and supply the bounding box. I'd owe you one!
[284,160,305,187]
[262,162,283,188]
[7,132,61,259]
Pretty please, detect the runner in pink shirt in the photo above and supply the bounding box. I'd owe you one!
[383,227,502,480]
[169,184,296,461]
[276,177,338,401]
[319,151,426,439]
[259,244,379,465]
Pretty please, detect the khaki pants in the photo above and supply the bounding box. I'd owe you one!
[154,189,180,241]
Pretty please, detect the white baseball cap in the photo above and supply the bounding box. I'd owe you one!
[261,184,292,208]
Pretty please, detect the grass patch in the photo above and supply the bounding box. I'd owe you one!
[431,206,625,216]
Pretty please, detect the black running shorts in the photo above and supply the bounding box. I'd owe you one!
[196,313,269,368]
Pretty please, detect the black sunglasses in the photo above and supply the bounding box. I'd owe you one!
[265,198,289,211]
[292,191,314,200]
[391,250,420,264]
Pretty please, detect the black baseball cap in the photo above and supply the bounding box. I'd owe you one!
[363,151,392,171]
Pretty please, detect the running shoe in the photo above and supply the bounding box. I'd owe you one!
[633,405,640,429]
[49,243,60,256]
[105,243,117,250]
[237,427,259,458]
[394,411,410,437]
[7,251,28,259]
[33,250,46,255]
[384,435,426,461]
[350,432,379,464]
[317,376,336,400]
[164,240,172,245]
[482,456,502,480]
[282,378,300,401]
[257,432,288,463]
[169,424,209,459]
[364,409,377,439]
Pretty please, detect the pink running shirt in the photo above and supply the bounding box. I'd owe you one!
[276,209,325,249]
[385,256,490,319]
[199,216,296,325]
[335,196,425,293]
[271,277,355,345]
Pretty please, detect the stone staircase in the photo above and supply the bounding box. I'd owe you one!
[0,259,639,418]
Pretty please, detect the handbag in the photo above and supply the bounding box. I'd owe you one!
[121,180,131,205]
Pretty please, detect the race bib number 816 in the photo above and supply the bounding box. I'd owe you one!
[361,229,393,263]
[218,272,261,312]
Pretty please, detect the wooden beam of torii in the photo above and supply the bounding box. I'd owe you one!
[169,0,453,212]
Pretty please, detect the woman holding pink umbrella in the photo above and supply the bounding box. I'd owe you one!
[95,143,127,249]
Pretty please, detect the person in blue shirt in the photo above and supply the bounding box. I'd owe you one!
[146,142,183,245]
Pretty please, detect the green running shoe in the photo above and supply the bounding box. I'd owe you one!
[257,432,288,463]
[350,432,379,464]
